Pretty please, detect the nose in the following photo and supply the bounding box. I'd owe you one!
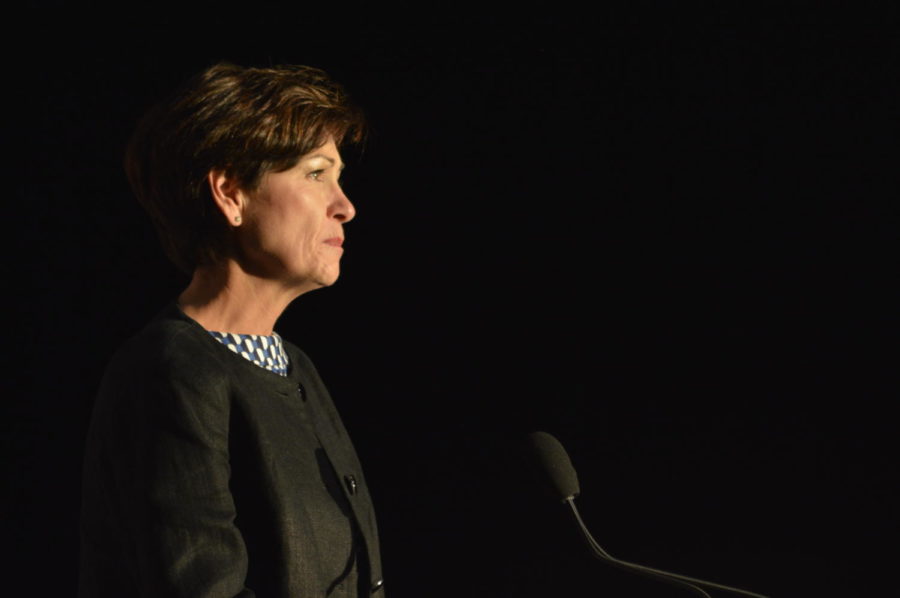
[330,184,356,223]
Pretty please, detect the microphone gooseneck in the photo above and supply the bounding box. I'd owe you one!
[527,431,769,598]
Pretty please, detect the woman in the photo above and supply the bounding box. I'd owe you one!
[79,63,385,597]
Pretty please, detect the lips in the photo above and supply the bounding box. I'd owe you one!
[323,237,344,247]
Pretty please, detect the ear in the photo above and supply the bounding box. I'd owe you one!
[207,169,247,226]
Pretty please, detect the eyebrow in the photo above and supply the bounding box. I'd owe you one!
[305,154,346,171]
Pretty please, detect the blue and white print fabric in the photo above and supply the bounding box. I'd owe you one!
[209,331,289,376]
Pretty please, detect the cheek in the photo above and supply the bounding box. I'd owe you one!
[289,223,322,264]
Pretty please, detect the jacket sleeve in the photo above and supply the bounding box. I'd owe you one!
[96,347,255,598]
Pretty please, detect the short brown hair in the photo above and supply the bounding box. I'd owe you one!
[125,62,365,273]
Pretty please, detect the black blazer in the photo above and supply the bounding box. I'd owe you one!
[79,304,384,597]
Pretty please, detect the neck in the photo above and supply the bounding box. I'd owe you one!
[178,260,311,335]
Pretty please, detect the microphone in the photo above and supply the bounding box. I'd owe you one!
[526,430,581,501]
[526,431,769,598]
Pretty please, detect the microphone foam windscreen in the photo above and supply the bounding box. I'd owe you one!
[526,431,581,501]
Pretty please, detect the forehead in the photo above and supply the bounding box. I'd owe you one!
[300,138,343,166]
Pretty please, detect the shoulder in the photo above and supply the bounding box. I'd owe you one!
[98,304,231,409]
[88,304,239,453]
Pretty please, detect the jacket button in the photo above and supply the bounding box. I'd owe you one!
[297,383,306,401]
[370,579,384,593]
[344,474,357,495]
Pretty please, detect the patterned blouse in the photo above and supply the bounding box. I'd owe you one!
[208,331,290,376]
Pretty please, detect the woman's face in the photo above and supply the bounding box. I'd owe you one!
[237,138,356,292]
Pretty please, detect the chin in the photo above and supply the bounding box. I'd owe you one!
[283,262,341,292]
[310,269,341,289]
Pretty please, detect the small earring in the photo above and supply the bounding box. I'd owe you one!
[234,215,242,224]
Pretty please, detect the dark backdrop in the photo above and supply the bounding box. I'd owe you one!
[6,9,898,597]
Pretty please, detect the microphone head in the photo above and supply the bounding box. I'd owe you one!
[526,431,580,502]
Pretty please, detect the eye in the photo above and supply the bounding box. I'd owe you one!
[308,169,325,181]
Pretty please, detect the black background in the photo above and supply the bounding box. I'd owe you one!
[6,8,899,597]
